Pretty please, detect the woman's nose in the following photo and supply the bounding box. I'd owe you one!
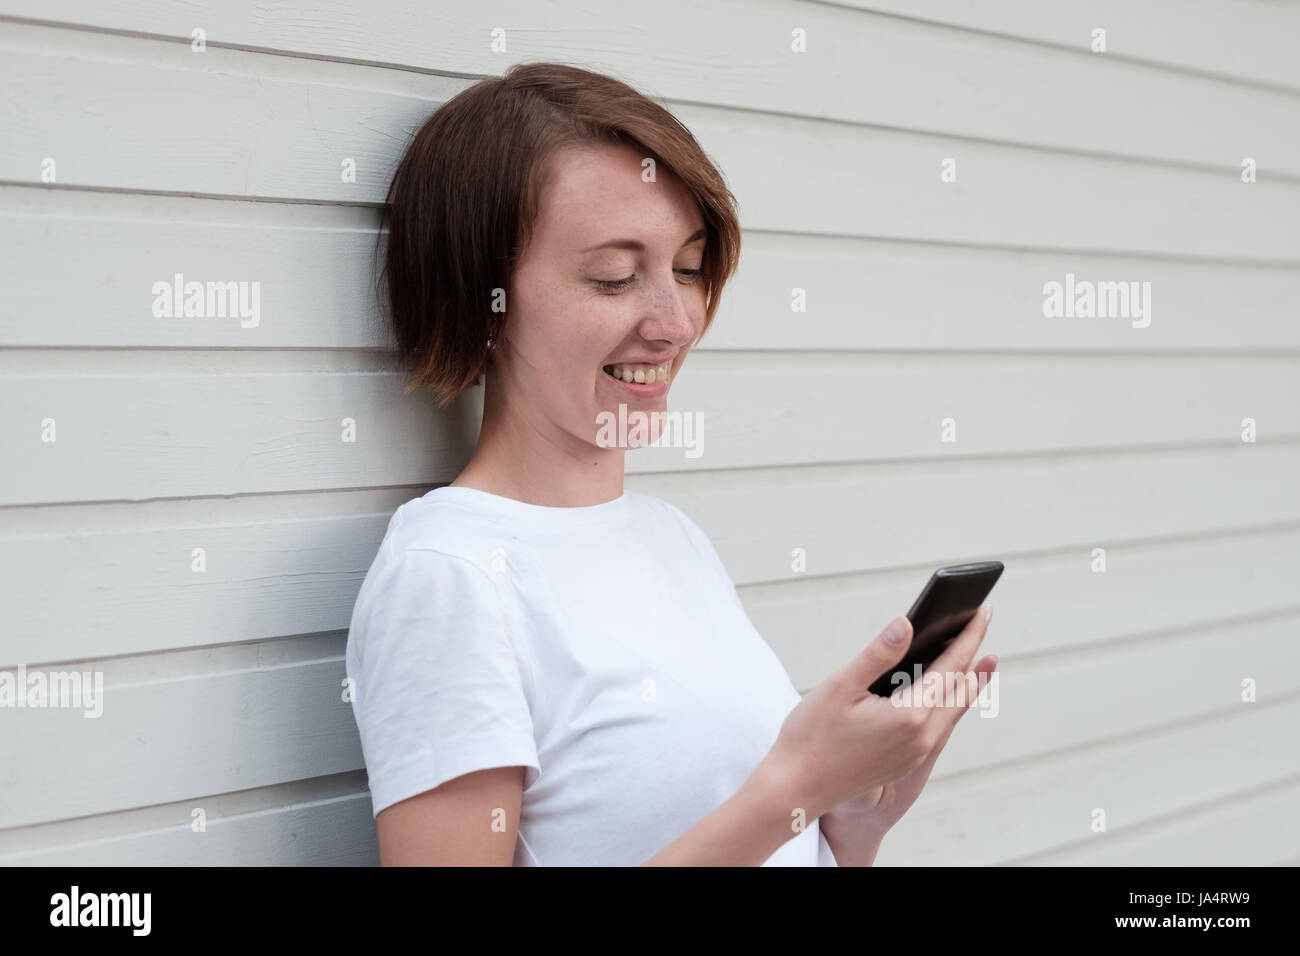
[640,276,700,347]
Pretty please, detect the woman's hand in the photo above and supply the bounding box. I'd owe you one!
[757,604,996,828]
[820,648,998,851]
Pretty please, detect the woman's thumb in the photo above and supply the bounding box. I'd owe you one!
[849,616,913,688]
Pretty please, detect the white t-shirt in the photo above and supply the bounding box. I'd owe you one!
[345,485,838,866]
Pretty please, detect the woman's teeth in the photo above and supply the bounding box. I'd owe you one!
[602,363,670,384]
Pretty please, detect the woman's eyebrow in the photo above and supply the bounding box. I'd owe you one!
[579,226,706,254]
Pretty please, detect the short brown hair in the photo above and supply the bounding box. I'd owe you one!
[378,62,742,408]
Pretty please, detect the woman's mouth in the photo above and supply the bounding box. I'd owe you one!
[602,362,671,385]
[601,361,672,398]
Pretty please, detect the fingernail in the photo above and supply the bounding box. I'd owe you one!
[983,604,993,623]
[885,618,908,644]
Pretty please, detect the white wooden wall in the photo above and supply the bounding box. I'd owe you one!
[1,1,1297,866]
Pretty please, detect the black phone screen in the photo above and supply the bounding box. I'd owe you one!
[867,561,1004,697]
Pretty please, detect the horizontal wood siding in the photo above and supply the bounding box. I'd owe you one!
[1,1,1296,865]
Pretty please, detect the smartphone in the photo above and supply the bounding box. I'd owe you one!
[867,561,1004,697]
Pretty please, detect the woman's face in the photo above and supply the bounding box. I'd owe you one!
[496,142,707,452]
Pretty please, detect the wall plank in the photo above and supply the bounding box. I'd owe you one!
[3,356,1295,505]
[931,612,1300,777]
[19,795,379,866]
[1,2,1296,172]
[667,443,1300,585]
[755,526,1300,692]
[1012,776,1300,865]
[2,27,1299,259]
[877,697,1300,865]
[7,187,1300,352]
[0,371,477,506]
[841,0,1300,91]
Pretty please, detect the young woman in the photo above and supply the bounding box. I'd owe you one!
[346,62,996,866]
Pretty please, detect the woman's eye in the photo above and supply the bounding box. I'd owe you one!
[593,269,705,294]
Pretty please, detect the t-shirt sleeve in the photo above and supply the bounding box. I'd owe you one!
[347,544,540,818]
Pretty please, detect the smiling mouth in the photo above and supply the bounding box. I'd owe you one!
[602,362,671,385]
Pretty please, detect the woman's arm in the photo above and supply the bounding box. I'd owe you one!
[377,766,527,865]
[640,756,821,866]
[646,609,996,866]
[819,813,886,866]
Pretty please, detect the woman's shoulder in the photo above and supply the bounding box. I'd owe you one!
[371,489,506,575]
[349,493,512,649]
